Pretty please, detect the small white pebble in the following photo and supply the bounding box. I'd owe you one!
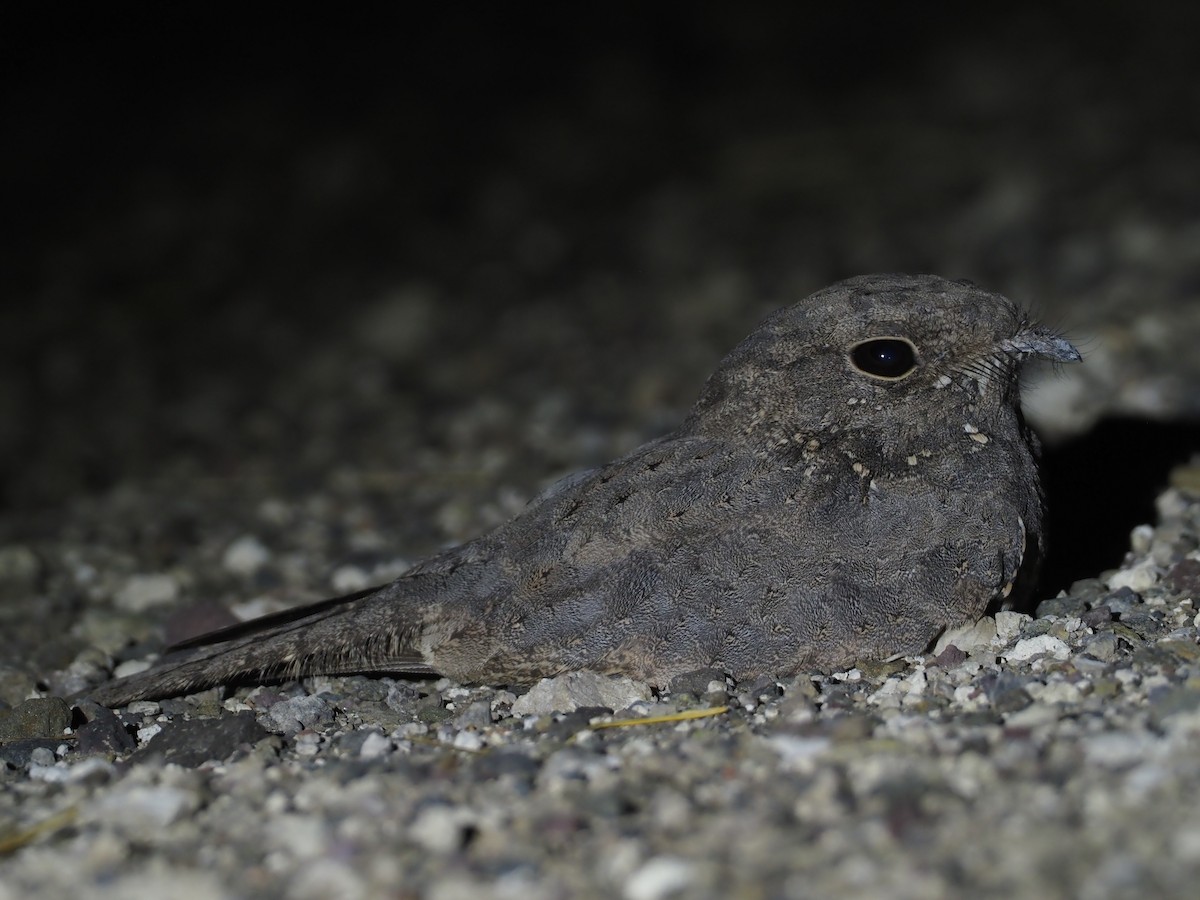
[257,498,291,524]
[1129,523,1155,554]
[994,611,1030,642]
[1004,635,1070,662]
[935,616,998,654]
[1106,561,1160,593]
[1084,732,1155,768]
[1004,703,1061,728]
[289,858,366,900]
[624,857,696,900]
[330,564,370,593]
[409,806,477,855]
[231,596,289,621]
[1025,680,1082,704]
[29,764,71,783]
[114,573,179,611]
[113,658,153,679]
[65,757,116,783]
[768,735,831,771]
[89,786,198,829]
[294,731,322,757]
[222,535,271,575]
[1173,827,1200,863]
[359,732,393,759]
[392,722,428,740]
[953,684,985,708]
[452,730,484,752]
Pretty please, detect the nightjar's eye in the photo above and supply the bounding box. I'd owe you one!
[849,338,918,380]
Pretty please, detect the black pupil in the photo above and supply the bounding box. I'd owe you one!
[852,339,916,378]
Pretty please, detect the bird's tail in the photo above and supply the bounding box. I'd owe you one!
[78,584,435,708]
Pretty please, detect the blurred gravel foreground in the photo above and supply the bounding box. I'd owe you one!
[3,7,1200,899]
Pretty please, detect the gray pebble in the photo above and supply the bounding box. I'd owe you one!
[1081,632,1123,663]
[454,699,494,729]
[981,672,1032,714]
[261,694,335,735]
[511,672,652,717]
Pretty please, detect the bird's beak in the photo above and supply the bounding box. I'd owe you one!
[1004,326,1081,363]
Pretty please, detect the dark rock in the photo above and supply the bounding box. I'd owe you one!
[1081,605,1115,628]
[134,712,270,767]
[73,701,137,757]
[1035,594,1089,619]
[0,738,63,768]
[980,672,1032,713]
[416,694,454,725]
[743,675,784,700]
[931,645,968,668]
[157,699,192,716]
[1104,587,1142,616]
[1166,559,1200,595]
[1119,609,1168,640]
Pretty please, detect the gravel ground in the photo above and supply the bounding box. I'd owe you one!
[3,9,1200,899]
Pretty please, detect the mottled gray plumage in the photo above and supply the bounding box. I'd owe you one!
[86,274,1080,707]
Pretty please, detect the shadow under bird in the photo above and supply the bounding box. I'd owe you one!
[85,273,1081,707]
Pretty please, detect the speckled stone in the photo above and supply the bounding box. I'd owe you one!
[0,697,72,742]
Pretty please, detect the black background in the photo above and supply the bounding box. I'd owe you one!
[4,5,1198,591]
